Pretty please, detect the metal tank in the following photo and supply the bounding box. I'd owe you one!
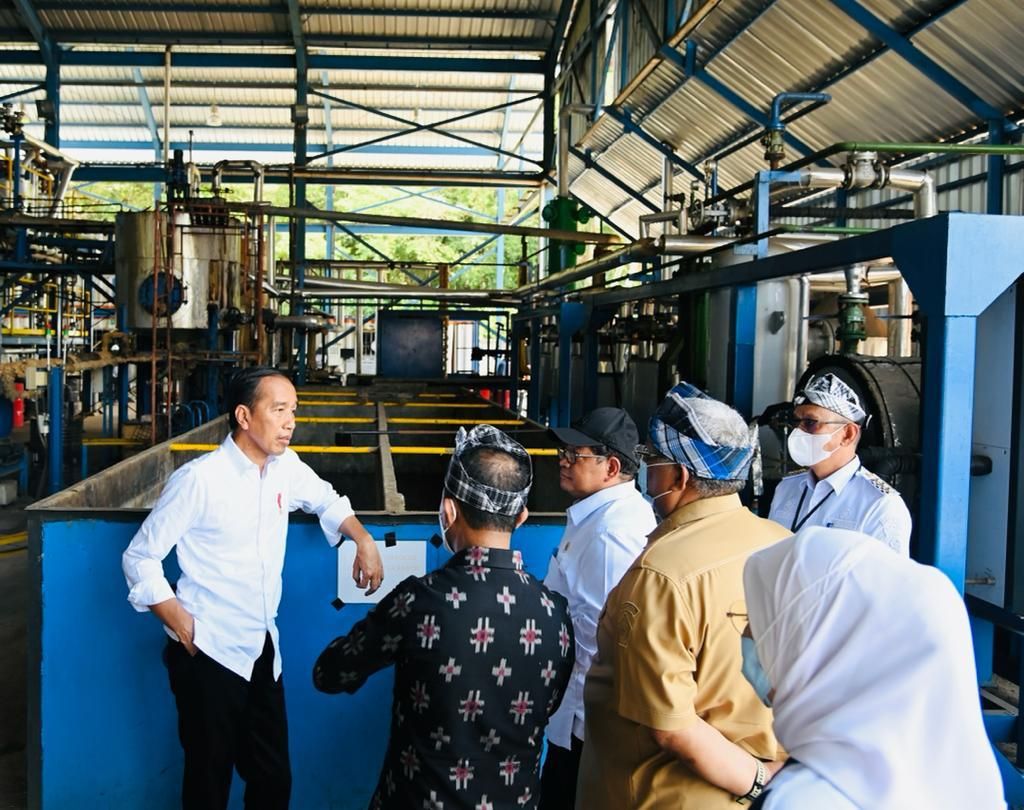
[115,211,246,331]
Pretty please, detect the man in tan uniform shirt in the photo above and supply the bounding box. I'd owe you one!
[578,383,789,809]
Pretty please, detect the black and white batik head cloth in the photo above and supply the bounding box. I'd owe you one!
[443,424,532,516]
[794,373,868,425]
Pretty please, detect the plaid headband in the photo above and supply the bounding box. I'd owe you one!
[648,382,756,482]
[794,373,867,424]
[443,424,532,516]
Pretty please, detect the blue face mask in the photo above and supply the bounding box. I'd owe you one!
[741,635,773,707]
[639,460,679,503]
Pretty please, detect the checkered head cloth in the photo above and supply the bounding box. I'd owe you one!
[794,373,867,424]
[648,382,756,482]
[443,424,532,516]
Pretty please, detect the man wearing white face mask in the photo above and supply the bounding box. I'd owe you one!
[768,373,912,556]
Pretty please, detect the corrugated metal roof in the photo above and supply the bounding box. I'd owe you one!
[570,0,1024,237]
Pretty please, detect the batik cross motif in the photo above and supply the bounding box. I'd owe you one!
[459,689,486,722]
[539,593,555,617]
[475,797,495,810]
[410,680,430,713]
[400,746,420,778]
[445,587,468,609]
[381,633,402,653]
[422,790,443,810]
[417,615,441,649]
[540,660,557,686]
[491,657,512,685]
[480,728,501,752]
[389,591,416,618]
[449,758,474,790]
[519,619,541,654]
[509,691,533,725]
[559,623,571,656]
[470,617,495,652]
[430,725,451,751]
[496,586,517,615]
[439,657,462,683]
[499,756,520,786]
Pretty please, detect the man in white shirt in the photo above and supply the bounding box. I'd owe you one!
[538,407,657,810]
[122,368,383,810]
[768,372,912,556]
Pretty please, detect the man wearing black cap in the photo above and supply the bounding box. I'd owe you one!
[538,408,657,810]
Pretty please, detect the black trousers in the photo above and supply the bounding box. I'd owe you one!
[538,734,584,810]
[165,633,291,810]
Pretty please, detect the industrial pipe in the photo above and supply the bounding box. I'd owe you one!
[212,160,265,203]
[286,275,511,299]
[708,140,1024,205]
[888,168,937,218]
[294,289,520,305]
[515,238,659,296]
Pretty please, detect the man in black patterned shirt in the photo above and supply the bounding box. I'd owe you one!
[314,425,574,810]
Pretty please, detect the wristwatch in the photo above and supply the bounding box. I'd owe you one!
[737,760,768,803]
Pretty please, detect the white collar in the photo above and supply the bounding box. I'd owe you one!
[804,456,860,496]
[567,479,638,525]
[223,433,282,475]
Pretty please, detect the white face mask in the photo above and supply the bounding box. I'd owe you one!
[787,426,843,468]
[640,460,679,503]
[438,498,456,554]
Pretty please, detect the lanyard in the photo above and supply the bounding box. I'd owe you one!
[790,487,834,532]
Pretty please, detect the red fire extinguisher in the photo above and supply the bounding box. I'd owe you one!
[12,382,24,428]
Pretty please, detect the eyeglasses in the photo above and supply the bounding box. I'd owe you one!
[788,417,851,434]
[726,605,749,635]
[557,447,607,465]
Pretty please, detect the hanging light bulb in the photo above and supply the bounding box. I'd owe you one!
[206,103,222,127]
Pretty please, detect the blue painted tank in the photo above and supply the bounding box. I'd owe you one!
[27,389,568,809]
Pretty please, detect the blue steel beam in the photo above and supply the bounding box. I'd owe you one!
[497,75,517,170]
[37,1,557,19]
[286,0,308,75]
[0,28,551,50]
[57,140,516,157]
[0,83,42,103]
[604,106,704,181]
[72,164,545,186]
[51,50,547,74]
[569,146,660,212]
[308,88,543,166]
[11,0,54,64]
[689,0,977,167]
[828,0,1004,123]
[663,42,821,162]
[547,0,577,70]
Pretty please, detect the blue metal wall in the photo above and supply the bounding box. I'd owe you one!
[28,513,564,809]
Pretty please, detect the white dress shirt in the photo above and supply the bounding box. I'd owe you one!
[542,480,657,748]
[768,457,912,556]
[122,434,354,681]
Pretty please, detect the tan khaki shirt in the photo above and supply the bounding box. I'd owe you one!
[578,494,789,809]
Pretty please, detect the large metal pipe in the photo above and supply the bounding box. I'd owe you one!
[516,238,659,296]
[212,160,265,202]
[888,168,937,218]
[295,289,520,305]
[284,275,510,297]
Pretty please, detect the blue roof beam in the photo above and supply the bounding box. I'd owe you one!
[285,0,308,75]
[569,146,660,213]
[309,88,544,168]
[0,28,550,51]
[41,50,545,74]
[828,0,1005,125]
[604,106,704,181]
[11,0,59,144]
[34,2,557,20]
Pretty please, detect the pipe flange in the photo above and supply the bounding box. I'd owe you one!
[872,161,888,189]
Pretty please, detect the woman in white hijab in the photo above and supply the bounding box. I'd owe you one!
[741,526,1005,809]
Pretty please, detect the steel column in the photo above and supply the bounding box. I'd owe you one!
[47,365,63,494]
[554,302,588,427]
